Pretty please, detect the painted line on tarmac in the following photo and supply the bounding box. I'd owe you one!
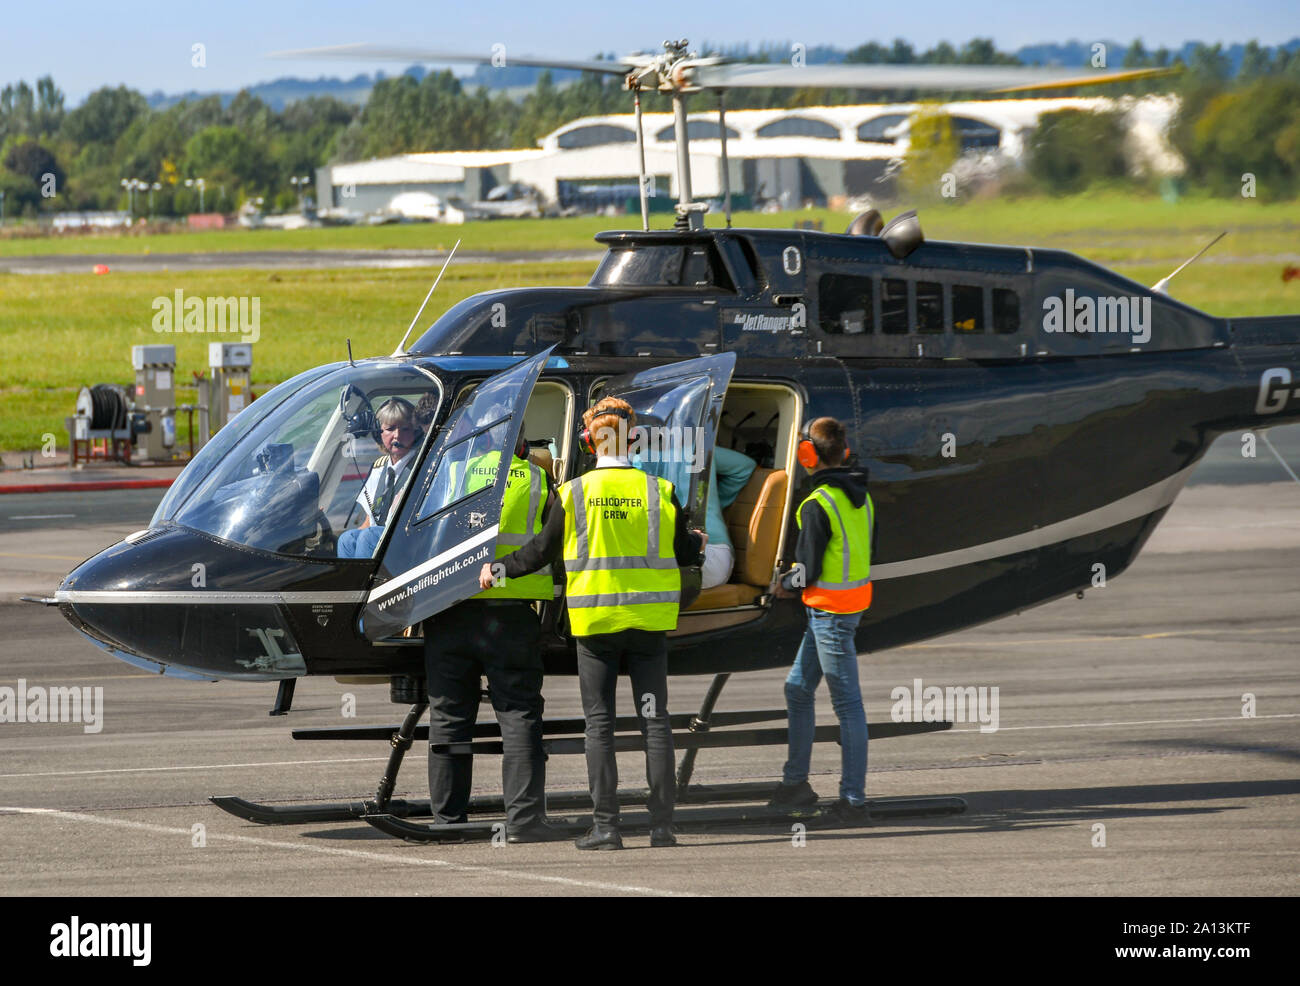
[949,712,1299,734]
[0,479,173,495]
[0,806,700,896]
[8,514,76,520]
[5,714,1297,781]
[903,625,1300,649]
[0,757,389,780]
[0,551,87,560]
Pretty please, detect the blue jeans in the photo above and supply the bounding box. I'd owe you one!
[338,525,384,559]
[782,606,867,805]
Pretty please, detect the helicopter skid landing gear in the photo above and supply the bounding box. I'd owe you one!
[362,673,964,843]
[211,674,966,838]
[212,699,431,825]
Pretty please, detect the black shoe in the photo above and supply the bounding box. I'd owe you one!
[575,825,623,851]
[506,819,570,844]
[649,825,678,847]
[767,780,820,811]
[812,798,872,828]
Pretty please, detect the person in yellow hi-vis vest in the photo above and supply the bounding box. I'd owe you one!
[425,432,567,843]
[481,397,706,850]
[770,416,875,827]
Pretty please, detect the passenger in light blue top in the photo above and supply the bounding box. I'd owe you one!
[634,441,756,588]
[701,446,757,587]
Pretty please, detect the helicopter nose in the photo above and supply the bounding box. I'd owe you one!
[57,527,308,680]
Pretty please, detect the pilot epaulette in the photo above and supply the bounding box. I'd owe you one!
[372,454,388,468]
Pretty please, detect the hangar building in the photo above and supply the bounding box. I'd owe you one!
[316,96,1178,214]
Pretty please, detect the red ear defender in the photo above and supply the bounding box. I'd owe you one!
[796,422,820,469]
[797,438,819,469]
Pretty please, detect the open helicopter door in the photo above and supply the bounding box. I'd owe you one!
[600,352,737,525]
[361,347,554,639]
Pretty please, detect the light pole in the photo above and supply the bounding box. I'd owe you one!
[185,177,207,213]
[149,181,161,215]
[120,178,147,215]
[0,189,5,227]
[289,175,311,212]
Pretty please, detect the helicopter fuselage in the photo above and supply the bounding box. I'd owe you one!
[56,225,1300,682]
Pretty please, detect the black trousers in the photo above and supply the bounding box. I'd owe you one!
[575,629,675,829]
[424,601,546,828]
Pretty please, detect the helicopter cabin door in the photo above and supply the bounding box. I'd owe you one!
[599,352,737,526]
[361,347,553,639]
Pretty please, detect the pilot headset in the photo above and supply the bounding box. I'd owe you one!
[797,421,851,470]
[579,404,635,455]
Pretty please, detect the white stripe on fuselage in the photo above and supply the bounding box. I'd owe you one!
[56,467,1197,604]
[365,524,499,602]
[55,590,366,604]
[870,464,1197,582]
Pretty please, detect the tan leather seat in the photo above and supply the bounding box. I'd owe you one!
[528,447,556,482]
[687,467,787,611]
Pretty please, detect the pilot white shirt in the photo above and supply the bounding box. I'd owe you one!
[356,447,417,526]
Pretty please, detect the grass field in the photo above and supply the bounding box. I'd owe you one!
[1,192,1298,456]
[2,192,1298,263]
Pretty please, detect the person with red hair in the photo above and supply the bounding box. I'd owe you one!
[484,396,706,849]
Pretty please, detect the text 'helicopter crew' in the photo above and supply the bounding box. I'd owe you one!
[484,396,706,850]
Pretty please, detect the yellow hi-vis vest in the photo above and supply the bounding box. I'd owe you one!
[464,450,554,601]
[559,468,681,635]
[797,483,873,614]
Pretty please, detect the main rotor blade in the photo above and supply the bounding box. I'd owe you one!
[689,62,1177,92]
[268,43,633,76]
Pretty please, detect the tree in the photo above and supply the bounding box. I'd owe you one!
[1182,78,1300,195]
[4,139,64,192]
[34,76,64,136]
[1027,108,1127,193]
[903,105,960,199]
[60,85,147,145]
[185,125,271,194]
[0,82,35,140]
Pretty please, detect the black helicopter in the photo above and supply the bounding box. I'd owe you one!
[38,42,1300,834]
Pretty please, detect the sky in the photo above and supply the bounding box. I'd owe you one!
[3,0,1298,104]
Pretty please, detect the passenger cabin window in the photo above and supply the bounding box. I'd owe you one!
[952,284,984,332]
[993,288,1020,334]
[881,278,908,334]
[916,281,943,334]
[818,274,873,334]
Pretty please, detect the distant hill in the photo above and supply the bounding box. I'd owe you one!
[142,37,1300,111]
[1016,38,1300,69]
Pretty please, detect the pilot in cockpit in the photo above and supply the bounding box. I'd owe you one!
[337,396,421,558]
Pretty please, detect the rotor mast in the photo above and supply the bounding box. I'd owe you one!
[625,39,714,231]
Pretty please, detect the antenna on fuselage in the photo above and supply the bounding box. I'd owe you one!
[393,239,460,356]
[1152,231,1226,295]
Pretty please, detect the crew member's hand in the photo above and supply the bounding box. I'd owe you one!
[773,580,796,599]
[693,529,708,549]
[478,563,496,589]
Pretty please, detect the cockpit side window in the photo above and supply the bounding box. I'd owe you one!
[173,363,442,559]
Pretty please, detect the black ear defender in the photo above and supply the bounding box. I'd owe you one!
[516,433,530,460]
[579,405,635,455]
